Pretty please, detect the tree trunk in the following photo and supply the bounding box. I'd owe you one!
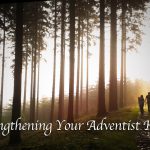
[58,0,66,121]
[23,42,28,117]
[30,46,34,121]
[123,1,127,106]
[75,0,80,119]
[120,0,126,108]
[86,0,89,114]
[67,0,75,123]
[109,0,118,111]
[36,42,40,120]
[80,17,84,113]
[123,32,127,106]
[97,0,106,116]
[0,11,5,123]
[50,0,57,122]
[30,3,38,123]
[9,3,23,144]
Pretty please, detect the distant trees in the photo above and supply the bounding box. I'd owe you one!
[119,0,149,108]
[23,1,50,122]
[75,0,97,116]
[0,4,14,122]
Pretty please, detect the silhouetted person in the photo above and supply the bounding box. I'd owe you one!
[146,92,150,113]
[138,95,144,115]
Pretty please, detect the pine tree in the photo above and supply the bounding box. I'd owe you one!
[9,3,23,144]
[97,0,106,116]
[109,0,118,111]
[50,0,57,122]
[75,0,81,119]
[0,7,6,123]
[58,0,66,121]
[67,0,75,123]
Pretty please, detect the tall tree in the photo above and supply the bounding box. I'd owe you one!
[30,2,38,123]
[120,0,127,108]
[67,0,75,123]
[80,16,84,113]
[9,3,23,144]
[109,0,118,111]
[36,37,41,120]
[0,8,6,123]
[123,41,126,106]
[22,40,28,117]
[97,0,106,116]
[75,0,81,119]
[30,46,34,121]
[58,0,66,121]
[86,0,89,114]
[50,0,57,122]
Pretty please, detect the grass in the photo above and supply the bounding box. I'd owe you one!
[0,106,139,150]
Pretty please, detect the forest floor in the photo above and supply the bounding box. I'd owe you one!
[0,107,140,150]
[136,112,150,150]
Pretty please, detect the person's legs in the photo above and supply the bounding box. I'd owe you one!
[141,104,144,115]
[140,105,143,115]
[148,103,150,112]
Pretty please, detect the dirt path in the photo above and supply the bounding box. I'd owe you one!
[137,112,150,150]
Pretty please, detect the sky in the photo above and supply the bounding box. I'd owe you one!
[0,4,150,107]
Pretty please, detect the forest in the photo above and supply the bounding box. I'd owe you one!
[0,0,150,149]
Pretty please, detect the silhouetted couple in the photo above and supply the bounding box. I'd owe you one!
[138,92,150,115]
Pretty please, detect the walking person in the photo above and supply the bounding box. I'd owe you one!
[146,92,150,113]
[138,95,144,115]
